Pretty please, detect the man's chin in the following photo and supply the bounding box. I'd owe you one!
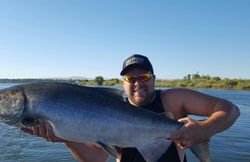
[133,97,148,106]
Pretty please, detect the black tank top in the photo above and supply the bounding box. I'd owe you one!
[120,90,187,162]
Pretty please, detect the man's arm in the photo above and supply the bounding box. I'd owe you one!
[64,141,109,162]
[21,120,109,162]
[161,88,240,148]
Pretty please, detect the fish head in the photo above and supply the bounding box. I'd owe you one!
[0,88,25,125]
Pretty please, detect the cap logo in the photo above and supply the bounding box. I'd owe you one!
[125,57,144,66]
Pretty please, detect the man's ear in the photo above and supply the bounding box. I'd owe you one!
[152,74,156,80]
[152,74,156,84]
[121,79,125,85]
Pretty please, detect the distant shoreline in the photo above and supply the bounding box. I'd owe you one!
[0,78,78,83]
[1,76,250,91]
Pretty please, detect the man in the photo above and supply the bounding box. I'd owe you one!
[22,54,240,162]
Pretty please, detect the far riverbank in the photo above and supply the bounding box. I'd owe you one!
[1,74,250,91]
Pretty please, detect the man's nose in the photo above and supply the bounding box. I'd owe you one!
[133,79,143,86]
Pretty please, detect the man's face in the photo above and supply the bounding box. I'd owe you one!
[121,67,155,106]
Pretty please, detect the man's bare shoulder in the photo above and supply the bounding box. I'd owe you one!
[159,88,191,118]
[160,88,196,97]
[161,88,211,99]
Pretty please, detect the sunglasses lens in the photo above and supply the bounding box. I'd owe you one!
[124,75,135,83]
[139,73,151,81]
[124,73,152,83]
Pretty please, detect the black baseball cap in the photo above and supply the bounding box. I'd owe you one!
[120,54,154,75]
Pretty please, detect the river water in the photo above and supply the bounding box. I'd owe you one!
[0,83,249,162]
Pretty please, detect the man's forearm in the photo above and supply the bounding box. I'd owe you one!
[64,141,109,162]
[64,141,86,162]
[204,100,240,137]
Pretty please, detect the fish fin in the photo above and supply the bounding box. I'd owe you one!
[94,87,125,101]
[190,140,211,162]
[97,141,119,159]
[137,139,172,162]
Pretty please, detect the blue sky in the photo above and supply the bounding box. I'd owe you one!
[0,0,249,79]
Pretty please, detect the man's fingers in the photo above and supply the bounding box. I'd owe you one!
[46,122,54,142]
[38,119,46,138]
[21,119,64,143]
[21,128,33,135]
[32,126,40,136]
[176,140,191,150]
[171,131,181,141]
[172,117,195,140]
[178,118,188,123]
[171,117,189,139]
[171,125,186,141]
[45,122,64,142]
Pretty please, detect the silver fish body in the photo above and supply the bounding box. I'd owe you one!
[0,82,182,161]
[0,82,209,162]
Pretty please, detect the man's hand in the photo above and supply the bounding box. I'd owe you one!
[21,119,65,142]
[170,117,210,149]
[21,119,109,162]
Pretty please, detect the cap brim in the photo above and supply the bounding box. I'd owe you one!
[120,64,150,75]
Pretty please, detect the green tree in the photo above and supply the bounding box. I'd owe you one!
[104,79,120,86]
[211,76,221,81]
[222,78,238,88]
[183,74,191,80]
[192,73,200,79]
[95,76,104,85]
